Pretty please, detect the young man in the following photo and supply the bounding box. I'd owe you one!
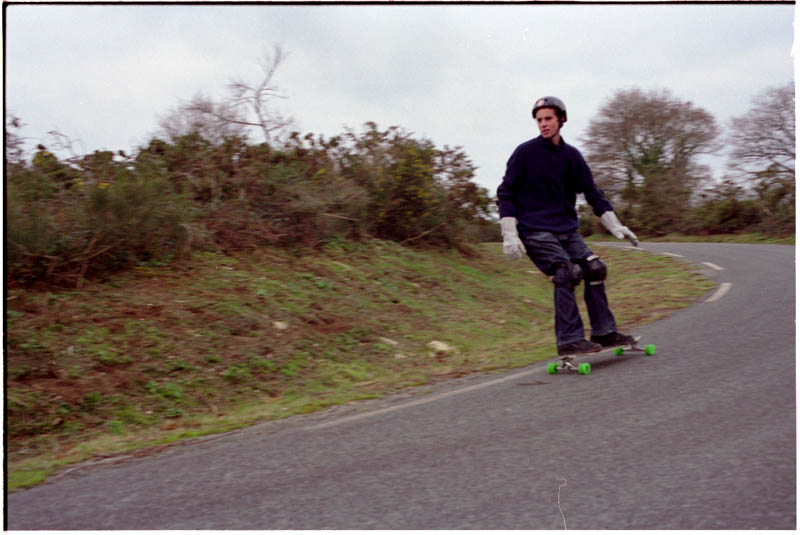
[497,96,638,356]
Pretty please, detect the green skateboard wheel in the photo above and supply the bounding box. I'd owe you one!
[547,362,559,375]
[577,362,591,375]
[614,347,625,356]
[644,344,656,356]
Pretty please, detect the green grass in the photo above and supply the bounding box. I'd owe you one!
[586,232,794,245]
[5,239,715,491]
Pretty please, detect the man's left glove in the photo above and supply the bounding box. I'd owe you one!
[500,217,526,260]
[600,211,639,247]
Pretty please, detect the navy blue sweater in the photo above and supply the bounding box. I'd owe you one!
[497,136,613,234]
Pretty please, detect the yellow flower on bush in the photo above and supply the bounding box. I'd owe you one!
[99,182,110,189]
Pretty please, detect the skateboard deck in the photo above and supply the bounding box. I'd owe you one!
[546,336,655,375]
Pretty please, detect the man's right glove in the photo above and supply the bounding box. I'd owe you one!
[500,217,526,260]
[600,211,639,247]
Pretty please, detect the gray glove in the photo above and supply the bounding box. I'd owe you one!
[600,211,639,246]
[500,217,526,260]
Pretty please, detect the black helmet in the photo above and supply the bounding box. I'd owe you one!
[532,96,567,124]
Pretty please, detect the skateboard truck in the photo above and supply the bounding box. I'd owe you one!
[547,337,656,375]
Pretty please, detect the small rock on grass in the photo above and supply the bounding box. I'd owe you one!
[426,340,456,356]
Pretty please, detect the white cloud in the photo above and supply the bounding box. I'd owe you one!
[5,3,794,193]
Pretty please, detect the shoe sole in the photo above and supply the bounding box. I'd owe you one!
[558,345,603,357]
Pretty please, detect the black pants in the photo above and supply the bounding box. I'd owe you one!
[520,231,618,346]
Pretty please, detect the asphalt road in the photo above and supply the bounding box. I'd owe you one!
[7,243,796,529]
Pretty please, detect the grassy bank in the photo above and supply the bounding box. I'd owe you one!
[6,240,715,490]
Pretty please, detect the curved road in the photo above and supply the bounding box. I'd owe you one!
[7,243,796,529]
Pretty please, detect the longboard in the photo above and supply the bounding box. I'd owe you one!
[546,336,655,375]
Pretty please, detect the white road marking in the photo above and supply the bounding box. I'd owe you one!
[705,282,732,303]
[702,261,725,271]
[661,252,684,258]
[304,366,542,431]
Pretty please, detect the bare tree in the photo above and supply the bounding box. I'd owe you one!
[157,95,248,144]
[226,44,294,143]
[580,88,722,232]
[726,82,795,185]
[726,82,795,230]
[155,44,294,145]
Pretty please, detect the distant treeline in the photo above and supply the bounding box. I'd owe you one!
[577,85,795,240]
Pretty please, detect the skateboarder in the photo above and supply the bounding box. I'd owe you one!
[497,96,638,356]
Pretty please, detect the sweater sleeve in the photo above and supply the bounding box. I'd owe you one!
[496,149,520,219]
[574,150,613,217]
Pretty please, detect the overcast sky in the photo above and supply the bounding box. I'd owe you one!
[5,3,796,194]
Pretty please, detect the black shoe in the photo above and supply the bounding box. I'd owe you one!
[591,332,635,347]
[557,339,603,356]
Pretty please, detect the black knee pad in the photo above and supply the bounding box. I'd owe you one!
[552,262,583,290]
[581,255,607,285]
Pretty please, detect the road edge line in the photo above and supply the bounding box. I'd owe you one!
[705,282,732,303]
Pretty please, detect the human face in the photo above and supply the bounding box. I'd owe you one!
[535,108,562,144]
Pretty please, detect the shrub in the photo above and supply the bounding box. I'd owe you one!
[7,121,495,285]
[6,154,191,287]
